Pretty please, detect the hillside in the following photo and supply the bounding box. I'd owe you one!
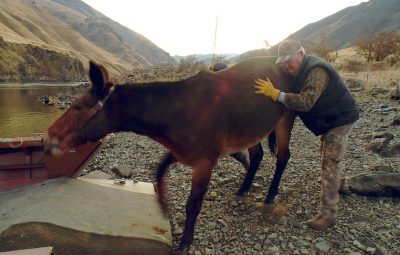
[0,36,84,82]
[0,0,176,81]
[50,0,175,66]
[289,0,400,49]
[240,0,400,59]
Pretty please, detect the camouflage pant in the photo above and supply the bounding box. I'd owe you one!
[319,123,354,216]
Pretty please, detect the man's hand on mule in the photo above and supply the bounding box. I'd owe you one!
[254,78,280,101]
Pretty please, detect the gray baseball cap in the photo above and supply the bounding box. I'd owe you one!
[275,39,304,64]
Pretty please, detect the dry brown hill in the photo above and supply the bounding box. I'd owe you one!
[288,0,400,49]
[0,0,176,80]
[240,0,400,59]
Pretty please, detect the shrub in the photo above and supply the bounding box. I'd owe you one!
[356,31,400,62]
[177,55,206,73]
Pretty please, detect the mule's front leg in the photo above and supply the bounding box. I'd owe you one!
[179,159,215,252]
[156,152,176,215]
[264,150,290,204]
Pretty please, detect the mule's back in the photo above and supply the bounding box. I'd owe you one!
[170,57,292,155]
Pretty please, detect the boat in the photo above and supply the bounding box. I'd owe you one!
[0,134,107,191]
[0,134,172,254]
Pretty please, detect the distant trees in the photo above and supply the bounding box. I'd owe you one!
[263,39,272,49]
[356,31,400,65]
[177,55,206,73]
[214,55,227,64]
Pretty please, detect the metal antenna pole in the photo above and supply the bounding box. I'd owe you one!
[211,16,218,69]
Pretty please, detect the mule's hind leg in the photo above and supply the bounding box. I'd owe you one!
[179,158,216,252]
[264,111,295,204]
[236,142,263,196]
[230,152,249,169]
[156,152,176,215]
[264,149,290,204]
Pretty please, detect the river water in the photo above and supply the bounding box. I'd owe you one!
[0,83,80,138]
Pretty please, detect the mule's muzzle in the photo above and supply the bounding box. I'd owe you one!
[43,133,63,156]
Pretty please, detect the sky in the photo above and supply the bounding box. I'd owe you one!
[82,0,366,56]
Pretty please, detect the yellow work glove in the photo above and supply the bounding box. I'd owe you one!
[254,78,280,101]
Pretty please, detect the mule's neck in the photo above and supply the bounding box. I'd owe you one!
[111,80,191,137]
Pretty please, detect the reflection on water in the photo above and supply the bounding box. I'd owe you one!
[0,83,79,137]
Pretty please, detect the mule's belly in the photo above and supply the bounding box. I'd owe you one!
[220,100,285,155]
[221,130,273,155]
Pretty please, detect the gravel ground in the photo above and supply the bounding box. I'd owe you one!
[79,89,400,255]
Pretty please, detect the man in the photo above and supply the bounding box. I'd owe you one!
[210,62,228,72]
[254,39,359,230]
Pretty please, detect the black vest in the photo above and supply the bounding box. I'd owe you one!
[293,56,359,136]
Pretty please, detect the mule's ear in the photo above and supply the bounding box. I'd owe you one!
[89,60,109,98]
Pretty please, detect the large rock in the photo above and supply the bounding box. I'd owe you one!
[391,114,400,126]
[370,104,398,115]
[81,170,113,179]
[369,87,389,97]
[345,78,365,92]
[365,132,393,154]
[365,132,400,157]
[111,165,134,178]
[342,171,400,197]
[389,85,400,100]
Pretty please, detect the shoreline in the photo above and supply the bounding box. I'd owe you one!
[0,81,89,88]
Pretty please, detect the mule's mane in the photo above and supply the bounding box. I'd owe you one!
[118,70,212,93]
[118,56,278,90]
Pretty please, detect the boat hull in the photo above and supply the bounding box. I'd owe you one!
[0,135,106,191]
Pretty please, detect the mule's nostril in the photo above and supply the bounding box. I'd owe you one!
[50,146,63,156]
[43,134,61,155]
[43,143,61,156]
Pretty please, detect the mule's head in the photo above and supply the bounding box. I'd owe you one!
[44,61,115,155]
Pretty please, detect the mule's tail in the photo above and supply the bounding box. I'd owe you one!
[268,130,277,157]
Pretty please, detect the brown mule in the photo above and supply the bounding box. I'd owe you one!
[44,57,294,252]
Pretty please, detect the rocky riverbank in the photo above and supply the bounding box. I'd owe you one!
[84,92,399,254]
[37,83,90,110]
[45,72,400,254]
[37,66,195,109]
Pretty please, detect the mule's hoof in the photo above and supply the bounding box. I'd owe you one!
[256,202,274,213]
[235,189,248,197]
[233,194,245,202]
[177,243,190,254]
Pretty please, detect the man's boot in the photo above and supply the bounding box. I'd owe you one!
[306,208,337,230]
